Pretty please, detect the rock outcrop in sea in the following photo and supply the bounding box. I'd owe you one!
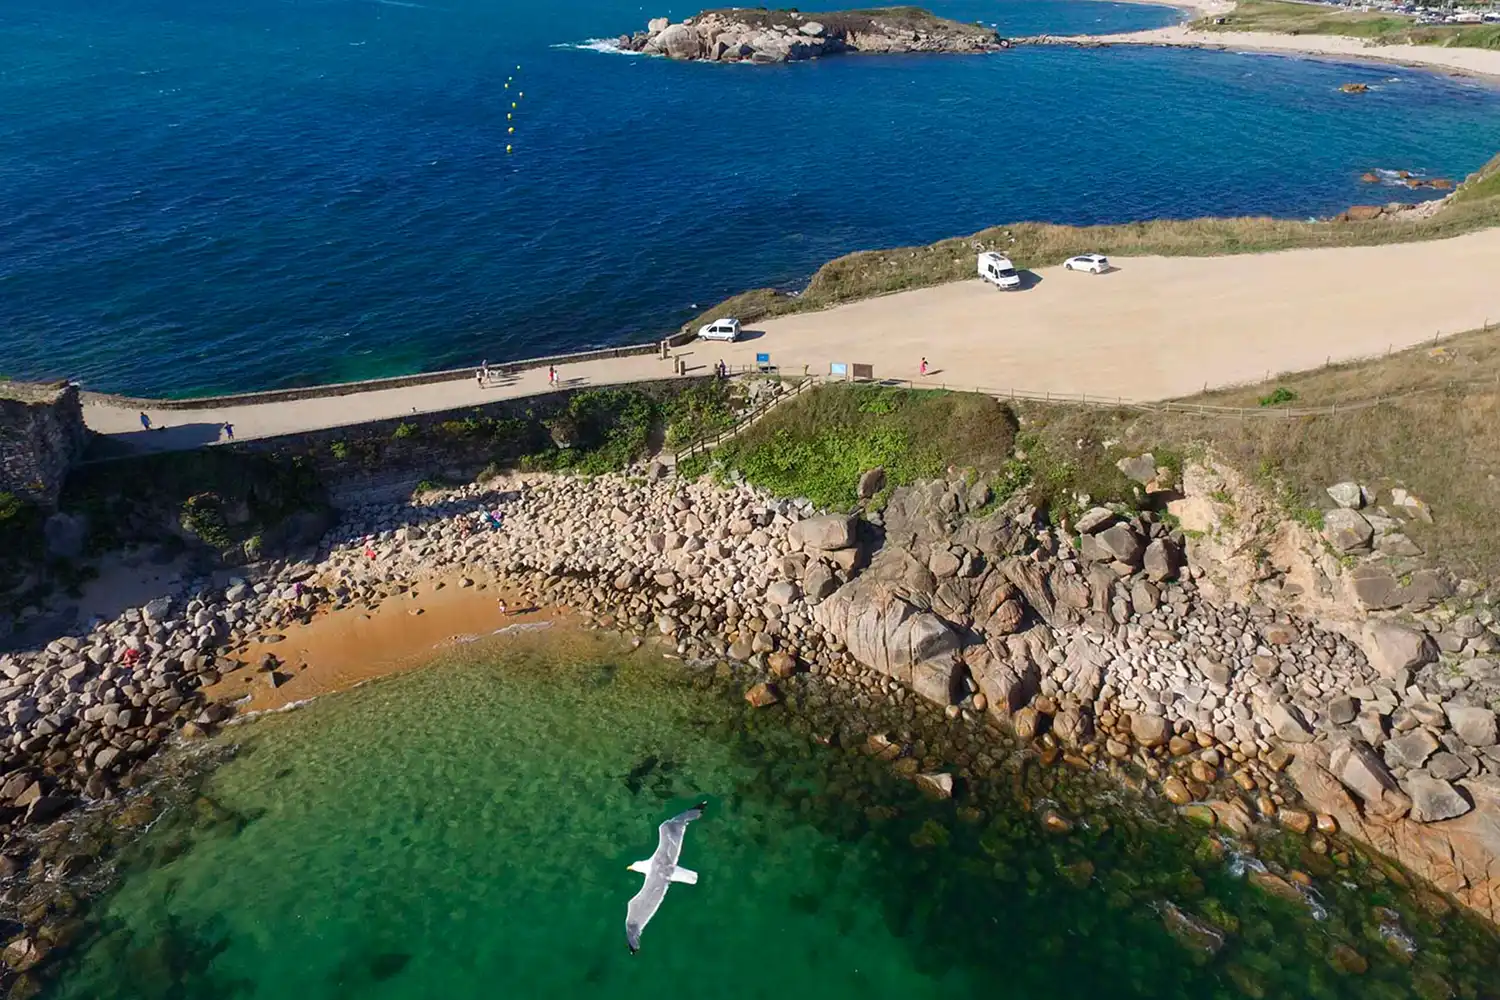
[617,8,1007,64]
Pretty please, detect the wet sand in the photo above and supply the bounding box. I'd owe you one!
[206,574,568,713]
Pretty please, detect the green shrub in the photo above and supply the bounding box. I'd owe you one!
[330,441,350,461]
[1258,387,1298,407]
[712,385,1018,510]
[392,421,419,440]
[179,492,233,551]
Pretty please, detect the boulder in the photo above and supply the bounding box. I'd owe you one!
[1361,622,1435,685]
[789,514,856,551]
[744,682,780,708]
[1269,702,1315,743]
[1115,454,1157,485]
[1131,712,1169,748]
[1326,695,1358,726]
[1195,655,1232,688]
[766,581,799,607]
[1383,729,1439,770]
[767,651,798,679]
[915,772,954,800]
[857,467,886,499]
[1325,482,1369,509]
[798,20,825,36]
[1342,204,1385,222]
[1322,508,1373,553]
[911,656,964,706]
[1406,773,1472,822]
[648,16,669,32]
[1095,523,1144,566]
[651,23,703,59]
[1427,752,1469,782]
[1350,565,1402,611]
[812,579,960,688]
[1446,705,1498,748]
[965,641,1038,717]
[1075,507,1116,534]
[1142,538,1179,582]
[1330,740,1405,813]
[801,563,838,603]
[927,548,961,579]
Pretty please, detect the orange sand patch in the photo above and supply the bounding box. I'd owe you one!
[206,574,565,713]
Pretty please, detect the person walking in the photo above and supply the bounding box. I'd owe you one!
[223,422,234,441]
[548,365,557,387]
[139,412,152,430]
[919,357,929,378]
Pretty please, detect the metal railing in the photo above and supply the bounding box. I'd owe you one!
[671,374,817,464]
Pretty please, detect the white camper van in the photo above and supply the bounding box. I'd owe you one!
[977,252,1021,290]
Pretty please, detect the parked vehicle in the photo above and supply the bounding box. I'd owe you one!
[977,251,1021,290]
[1063,253,1111,274]
[697,317,741,342]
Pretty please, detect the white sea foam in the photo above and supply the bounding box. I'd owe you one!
[553,38,653,56]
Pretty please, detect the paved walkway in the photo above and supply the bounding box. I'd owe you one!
[85,229,1500,451]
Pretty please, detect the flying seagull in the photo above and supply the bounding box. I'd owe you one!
[625,800,707,954]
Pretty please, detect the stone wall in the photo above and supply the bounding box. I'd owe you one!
[81,342,669,411]
[0,382,87,508]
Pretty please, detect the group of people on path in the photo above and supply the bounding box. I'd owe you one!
[136,412,234,441]
[475,360,560,389]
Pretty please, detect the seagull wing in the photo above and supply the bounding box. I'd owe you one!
[651,800,706,867]
[625,868,669,954]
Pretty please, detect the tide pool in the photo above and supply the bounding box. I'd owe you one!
[2,0,1499,395]
[41,633,1500,999]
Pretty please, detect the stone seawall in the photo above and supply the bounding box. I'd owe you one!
[80,343,667,411]
[0,382,86,508]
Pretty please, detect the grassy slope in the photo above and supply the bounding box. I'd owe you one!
[691,155,1500,333]
[1195,0,1500,49]
[705,384,1020,509]
[707,324,1500,580]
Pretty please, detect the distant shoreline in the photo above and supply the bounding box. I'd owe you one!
[1046,3,1500,84]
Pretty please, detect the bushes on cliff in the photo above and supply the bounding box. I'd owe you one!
[711,385,1018,509]
[60,450,326,560]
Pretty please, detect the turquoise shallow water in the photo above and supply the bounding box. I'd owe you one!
[41,633,1500,999]
[3,0,1500,395]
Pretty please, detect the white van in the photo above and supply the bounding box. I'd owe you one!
[977,252,1021,290]
[697,317,741,342]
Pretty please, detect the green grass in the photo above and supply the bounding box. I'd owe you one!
[1196,1,1500,49]
[707,384,1019,510]
[689,152,1500,335]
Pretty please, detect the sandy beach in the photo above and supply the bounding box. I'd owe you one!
[1061,22,1500,82]
[208,573,564,713]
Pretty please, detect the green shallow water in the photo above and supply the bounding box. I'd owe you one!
[43,634,1500,1000]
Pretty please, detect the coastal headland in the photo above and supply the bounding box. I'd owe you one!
[6,4,1500,991]
[617,7,1006,63]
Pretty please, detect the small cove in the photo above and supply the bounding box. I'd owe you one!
[39,630,1500,999]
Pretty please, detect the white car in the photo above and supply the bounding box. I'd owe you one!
[1064,253,1111,274]
[697,317,741,342]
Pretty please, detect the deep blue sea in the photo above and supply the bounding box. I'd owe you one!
[4,0,1500,396]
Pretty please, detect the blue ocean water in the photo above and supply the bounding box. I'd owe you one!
[3,0,1499,396]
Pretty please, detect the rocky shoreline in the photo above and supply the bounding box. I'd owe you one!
[617,8,1007,64]
[3,451,1500,985]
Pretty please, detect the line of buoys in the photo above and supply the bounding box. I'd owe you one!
[507,67,522,154]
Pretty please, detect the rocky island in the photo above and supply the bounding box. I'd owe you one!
[618,6,1007,64]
